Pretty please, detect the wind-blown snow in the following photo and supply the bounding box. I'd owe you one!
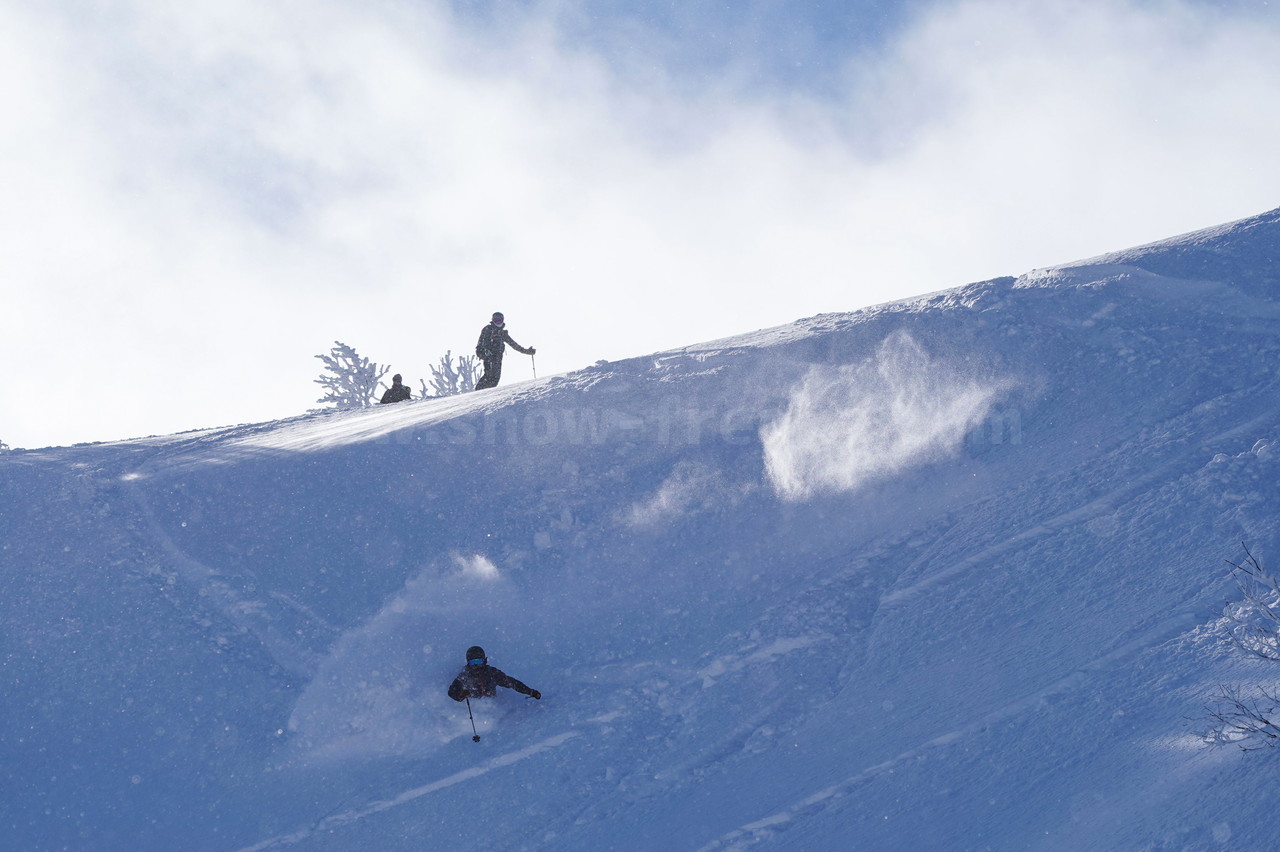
[762,331,1009,499]
[3,209,1280,851]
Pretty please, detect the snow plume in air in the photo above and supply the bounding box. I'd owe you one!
[453,552,499,581]
[625,461,755,528]
[762,332,1007,500]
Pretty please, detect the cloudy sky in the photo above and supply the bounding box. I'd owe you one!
[3,0,1278,449]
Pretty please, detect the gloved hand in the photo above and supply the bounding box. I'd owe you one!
[530,690,541,700]
[528,347,537,355]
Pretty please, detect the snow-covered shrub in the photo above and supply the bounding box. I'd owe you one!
[314,341,388,409]
[1221,545,1280,661]
[423,350,479,397]
[1201,546,1280,752]
[0,439,10,452]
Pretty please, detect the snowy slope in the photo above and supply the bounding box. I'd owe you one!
[3,208,1280,851]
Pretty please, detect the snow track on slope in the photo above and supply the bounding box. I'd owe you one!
[882,396,1280,608]
[695,609,1203,851]
[235,731,580,851]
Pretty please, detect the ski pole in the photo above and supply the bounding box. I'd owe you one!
[531,352,537,379]
[466,698,480,742]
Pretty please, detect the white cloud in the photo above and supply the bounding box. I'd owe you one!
[2,0,1278,448]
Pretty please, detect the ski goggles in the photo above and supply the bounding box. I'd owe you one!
[468,658,486,666]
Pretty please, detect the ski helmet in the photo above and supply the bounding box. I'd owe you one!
[466,646,487,665]
[491,312,504,324]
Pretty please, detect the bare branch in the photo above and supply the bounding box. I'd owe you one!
[1201,685,1280,751]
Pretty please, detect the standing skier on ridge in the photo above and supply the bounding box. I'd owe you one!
[448,646,541,701]
[474,312,535,390]
[379,373,411,404]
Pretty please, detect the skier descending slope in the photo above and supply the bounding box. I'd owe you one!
[448,646,542,701]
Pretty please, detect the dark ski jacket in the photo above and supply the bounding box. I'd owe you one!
[448,663,539,701]
[476,322,533,362]
[379,383,411,404]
